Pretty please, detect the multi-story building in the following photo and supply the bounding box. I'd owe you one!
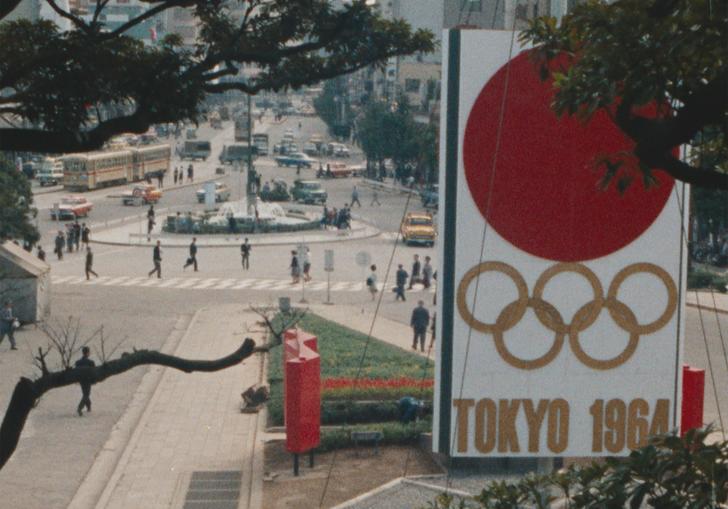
[444,0,581,30]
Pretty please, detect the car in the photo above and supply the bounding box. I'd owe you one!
[275,152,316,168]
[291,180,328,204]
[302,143,318,156]
[420,185,439,209]
[400,212,436,246]
[318,162,355,178]
[122,184,162,206]
[51,196,93,220]
[196,182,231,203]
[179,140,211,161]
[259,179,291,202]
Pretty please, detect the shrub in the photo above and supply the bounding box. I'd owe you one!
[322,377,434,401]
[318,420,431,452]
[688,268,727,291]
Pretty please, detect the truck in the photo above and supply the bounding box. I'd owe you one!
[219,143,257,164]
[179,140,211,161]
[252,133,269,156]
[234,117,254,142]
[37,157,65,186]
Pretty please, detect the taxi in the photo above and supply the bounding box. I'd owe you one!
[51,196,93,220]
[400,212,436,246]
[122,184,162,206]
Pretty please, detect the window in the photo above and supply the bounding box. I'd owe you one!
[405,78,421,93]
[464,0,481,12]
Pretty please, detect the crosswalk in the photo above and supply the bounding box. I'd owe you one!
[51,275,437,294]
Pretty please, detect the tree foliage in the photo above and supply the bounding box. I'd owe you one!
[0,156,38,244]
[430,428,728,509]
[521,0,727,189]
[0,0,434,153]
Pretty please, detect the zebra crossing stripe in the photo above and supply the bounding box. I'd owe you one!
[120,277,146,287]
[230,279,254,289]
[138,278,162,287]
[52,276,74,284]
[193,278,221,289]
[65,276,88,285]
[251,279,277,290]
[157,277,183,288]
[306,282,328,291]
[101,276,129,286]
[214,278,238,290]
[270,281,295,291]
[176,278,201,288]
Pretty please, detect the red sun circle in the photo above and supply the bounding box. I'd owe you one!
[462,50,674,262]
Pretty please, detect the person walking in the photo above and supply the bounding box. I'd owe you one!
[147,204,155,223]
[410,300,430,352]
[81,223,90,248]
[370,189,381,206]
[290,251,300,284]
[302,248,312,282]
[148,241,162,278]
[240,238,251,270]
[37,245,46,262]
[75,346,95,416]
[73,221,81,251]
[183,237,198,271]
[54,230,65,260]
[66,224,75,253]
[157,171,164,189]
[85,247,99,280]
[187,164,194,183]
[366,264,378,300]
[351,185,361,207]
[422,256,433,289]
[173,167,179,185]
[409,254,421,289]
[395,264,408,301]
[0,301,18,350]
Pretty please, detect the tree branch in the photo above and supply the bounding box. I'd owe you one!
[0,338,256,471]
[106,0,195,38]
[0,0,23,22]
[44,0,91,34]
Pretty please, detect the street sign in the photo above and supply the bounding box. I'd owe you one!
[324,250,334,272]
[435,29,687,458]
[355,251,371,267]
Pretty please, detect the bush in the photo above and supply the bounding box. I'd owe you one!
[688,267,727,291]
[322,377,434,401]
[317,420,431,452]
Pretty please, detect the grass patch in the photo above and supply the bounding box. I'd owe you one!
[267,312,433,426]
[318,420,431,452]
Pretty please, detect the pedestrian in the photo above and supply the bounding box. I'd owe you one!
[75,346,95,416]
[366,264,378,300]
[290,251,300,284]
[241,238,251,270]
[66,224,75,253]
[81,223,90,248]
[37,245,46,262]
[183,237,198,271]
[303,248,312,282]
[370,189,381,206]
[410,300,430,352]
[395,264,408,301]
[296,163,302,176]
[409,254,421,289]
[148,240,162,278]
[0,301,18,350]
[422,256,433,289]
[54,230,65,260]
[173,167,178,185]
[157,172,164,188]
[85,246,99,280]
[73,221,81,251]
[147,204,155,222]
[187,164,194,183]
[351,185,361,207]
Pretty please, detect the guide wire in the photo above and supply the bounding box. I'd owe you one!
[317,185,415,508]
[445,7,516,491]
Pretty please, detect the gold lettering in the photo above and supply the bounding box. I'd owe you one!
[649,399,670,436]
[627,398,649,449]
[474,399,496,453]
[498,399,520,453]
[522,399,549,453]
[452,399,475,453]
[547,399,569,453]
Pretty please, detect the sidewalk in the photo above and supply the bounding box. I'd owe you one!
[309,304,430,358]
[91,219,380,247]
[687,290,728,314]
[70,305,267,509]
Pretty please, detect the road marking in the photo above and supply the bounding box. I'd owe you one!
[158,277,183,288]
[230,279,254,289]
[138,278,162,287]
[176,278,201,288]
[52,276,75,284]
[101,276,129,286]
[214,278,238,289]
[120,277,146,286]
[192,278,220,289]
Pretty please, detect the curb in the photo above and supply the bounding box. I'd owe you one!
[104,174,221,199]
[66,310,201,509]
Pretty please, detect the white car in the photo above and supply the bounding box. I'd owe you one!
[196,182,231,203]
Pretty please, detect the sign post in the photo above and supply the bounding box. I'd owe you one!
[324,249,334,305]
[435,29,687,462]
[297,243,309,304]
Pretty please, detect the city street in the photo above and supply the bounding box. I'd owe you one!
[2,113,727,508]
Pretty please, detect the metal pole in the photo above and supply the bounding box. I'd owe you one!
[293,453,299,476]
[247,94,253,195]
[325,271,332,305]
[309,450,314,468]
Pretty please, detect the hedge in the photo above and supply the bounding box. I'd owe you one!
[317,420,432,452]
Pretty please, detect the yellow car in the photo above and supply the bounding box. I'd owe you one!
[400,212,436,246]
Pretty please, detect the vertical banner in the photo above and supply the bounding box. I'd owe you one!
[434,29,687,458]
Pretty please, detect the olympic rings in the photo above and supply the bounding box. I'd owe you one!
[456,262,678,371]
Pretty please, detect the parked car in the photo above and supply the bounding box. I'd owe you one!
[36,157,64,186]
[186,128,197,139]
[122,184,162,206]
[196,182,231,203]
[303,143,319,156]
[400,212,436,246]
[317,162,355,178]
[275,152,316,168]
[420,185,439,209]
[259,179,291,202]
[291,180,328,204]
[219,143,257,164]
[50,196,93,220]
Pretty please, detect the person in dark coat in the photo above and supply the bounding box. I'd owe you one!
[183,238,198,271]
[409,254,421,289]
[73,221,81,251]
[54,230,65,260]
[81,223,91,248]
[148,241,162,278]
[85,247,99,280]
[410,300,430,352]
[395,264,408,302]
[75,346,95,416]
[240,238,251,270]
[37,245,46,261]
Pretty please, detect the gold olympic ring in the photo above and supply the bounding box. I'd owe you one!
[456,262,678,370]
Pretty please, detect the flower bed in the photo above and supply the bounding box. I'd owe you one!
[322,377,434,401]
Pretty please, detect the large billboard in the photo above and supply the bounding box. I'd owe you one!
[434,30,687,457]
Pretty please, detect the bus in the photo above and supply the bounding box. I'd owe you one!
[252,133,269,156]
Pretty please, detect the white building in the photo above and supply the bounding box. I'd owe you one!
[0,242,51,324]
